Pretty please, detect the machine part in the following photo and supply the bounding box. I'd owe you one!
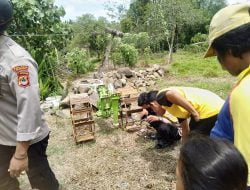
[96,85,121,126]
[96,85,110,118]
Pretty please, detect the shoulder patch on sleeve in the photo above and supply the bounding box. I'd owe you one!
[12,65,30,88]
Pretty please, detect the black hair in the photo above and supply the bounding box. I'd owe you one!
[156,90,173,107]
[137,91,158,106]
[179,135,248,190]
[0,0,13,33]
[138,92,148,106]
[147,91,158,103]
[212,23,250,58]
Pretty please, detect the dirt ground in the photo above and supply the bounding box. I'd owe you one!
[20,109,180,190]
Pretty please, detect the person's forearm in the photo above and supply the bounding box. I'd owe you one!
[14,141,30,158]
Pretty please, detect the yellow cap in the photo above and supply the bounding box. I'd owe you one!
[204,3,250,58]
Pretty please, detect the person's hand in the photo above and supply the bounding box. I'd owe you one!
[192,111,200,122]
[146,115,159,123]
[8,155,28,178]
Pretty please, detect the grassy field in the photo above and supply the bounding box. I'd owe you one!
[20,50,236,190]
[145,50,235,99]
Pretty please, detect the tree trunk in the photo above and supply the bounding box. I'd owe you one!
[99,36,114,73]
[166,24,177,65]
[98,28,123,73]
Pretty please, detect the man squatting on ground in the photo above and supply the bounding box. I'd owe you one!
[0,1,59,189]
[138,92,181,149]
[205,3,250,188]
[155,86,224,141]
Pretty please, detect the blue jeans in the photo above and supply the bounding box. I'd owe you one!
[0,135,59,190]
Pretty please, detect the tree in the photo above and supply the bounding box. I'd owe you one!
[8,0,71,98]
[121,0,151,33]
[69,14,110,59]
[191,0,227,17]
[104,0,128,21]
[146,0,204,64]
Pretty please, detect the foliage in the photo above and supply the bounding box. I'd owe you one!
[69,14,110,58]
[143,0,205,63]
[121,0,227,51]
[112,44,138,67]
[66,48,94,75]
[36,48,63,99]
[122,32,150,53]
[121,0,151,32]
[8,0,71,99]
[191,0,227,17]
[184,33,208,53]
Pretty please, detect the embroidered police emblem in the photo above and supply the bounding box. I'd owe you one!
[12,65,30,88]
[17,72,30,88]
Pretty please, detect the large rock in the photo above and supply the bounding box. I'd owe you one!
[153,72,161,78]
[118,68,134,78]
[120,78,127,87]
[146,68,154,73]
[113,72,123,79]
[114,80,123,89]
[152,64,161,71]
[157,69,165,77]
[135,80,144,88]
[93,72,104,79]
[78,85,90,94]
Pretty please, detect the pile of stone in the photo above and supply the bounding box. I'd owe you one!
[92,64,166,92]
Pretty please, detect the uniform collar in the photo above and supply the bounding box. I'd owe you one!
[237,66,250,81]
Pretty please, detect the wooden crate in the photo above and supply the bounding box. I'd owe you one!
[70,94,95,143]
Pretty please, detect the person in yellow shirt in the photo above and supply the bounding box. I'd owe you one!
[155,87,224,141]
[204,3,250,188]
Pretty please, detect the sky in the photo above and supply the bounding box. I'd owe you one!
[54,0,250,21]
[54,0,130,21]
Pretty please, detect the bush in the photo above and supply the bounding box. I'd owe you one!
[184,33,208,53]
[122,32,150,53]
[66,48,94,75]
[111,44,138,67]
[111,51,123,65]
[120,44,138,67]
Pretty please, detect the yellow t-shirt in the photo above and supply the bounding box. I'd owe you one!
[230,67,250,186]
[159,87,224,119]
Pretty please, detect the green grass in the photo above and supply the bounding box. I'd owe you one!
[155,77,234,99]
[168,50,229,77]
[143,50,236,99]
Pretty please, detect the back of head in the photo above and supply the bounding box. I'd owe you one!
[147,91,158,103]
[0,0,13,34]
[138,91,158,106]
[138,92,148,106]
[179,135,248,190]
